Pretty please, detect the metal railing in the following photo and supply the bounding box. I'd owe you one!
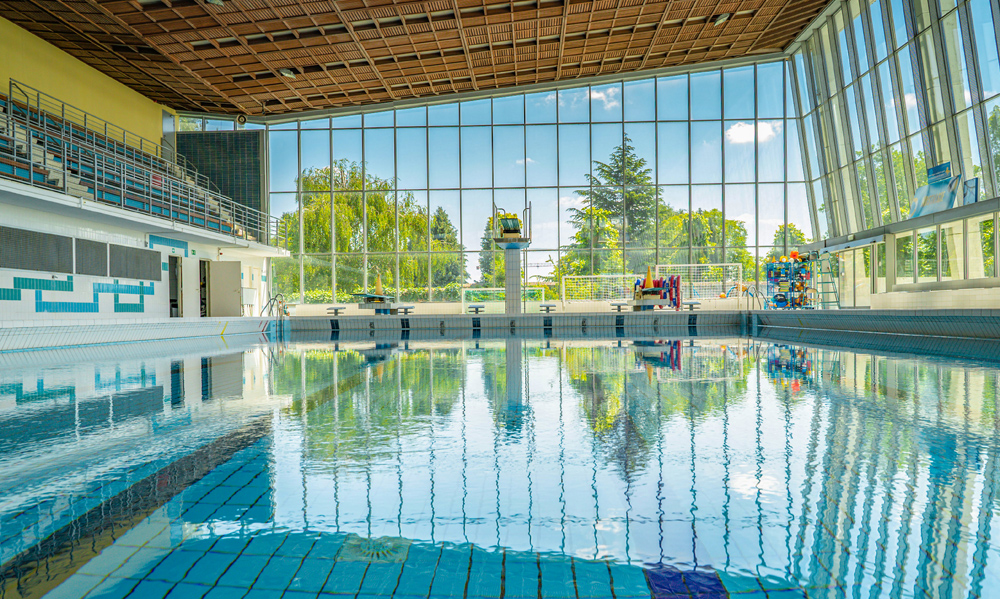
[0,83,288,248]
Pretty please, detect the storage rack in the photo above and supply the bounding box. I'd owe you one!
[765,259,815,309]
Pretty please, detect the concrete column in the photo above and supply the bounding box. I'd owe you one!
[505,246,521,314]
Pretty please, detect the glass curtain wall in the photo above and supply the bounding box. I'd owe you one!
[792,0,1000,239]
[266,61,809,304]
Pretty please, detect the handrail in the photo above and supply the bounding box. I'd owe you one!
[9,81,223,196]
[0,92,289,249]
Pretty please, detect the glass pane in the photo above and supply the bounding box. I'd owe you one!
[302,192,331,253]
[590,83,622,122]
[835,10,853,84]
[851,0,870,74]
[527,188,559,250]
[460,127,492,187]
[896,232,914,283]
[968,214,995,278]
[525,91,557,123]
[430,253,465,300]
[364,128,394,186]
[333,129,362,190]
[624,79,655,121]
[897,47,921,134]
[690,71,722,120]
[724,121,756,182]
[302,255,332,304]
[659,186,690,250]
[271,256,300,302]
[399,254,429,302]
[940,220,964,281]
[399,190,429,252]
[917,31,946,124]
[333,192,362,253]
[396,128,427,189]
[878,62,901,144]
[396,106,426,127]
[890,143,911,217]
[758,183,785,249]
[916,226,938,282]
[839,251,854,307]
[657,122,689,184]
[723,66,755,119]
[657,75,688,120]
[299,131,330,187]
[625,123,656,187]
[270,192,298,252]
[333,254,362,299]
[526,125,558,186]
[269,131,298,191]
[787,119,805,181]
[493,95,524,125]
[757,62,784,119]
[855,247,871,306]
[691,185,723,248]
[971,0,1000,98]
[428,128,460,188]
[759,120,784,182]
[367,253,397,296]
[814,180,831,239]
[941,12,972,111]
[332,114,361,129]
[461,190,494,253]
[987,98,1000,187]
[691,121,722,183]
[428,103,459,126]
[364,111,393,128]
[429,191,461,252]
[494,126,526,188]
[460,99,491,125]
[559,87,590,123]
[624,186,657,249]
[365,190,396,253]
[958,110,984,198]
[788,182,813,242]
[870,0,888,61]
[861,74,882,150]
[560,187,588,248]
[591,123,623,183]
[872,149,892,222]
[726,185,756,248]
[558,125,590,186]
[889,0,909,48]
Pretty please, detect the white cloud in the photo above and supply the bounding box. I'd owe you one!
[515,157,537,165]
[724,121,781,144]
[890,93,918,110]
[560,194,586,208]
[589,87,621,111]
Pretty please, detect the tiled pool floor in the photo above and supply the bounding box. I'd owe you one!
[3,336,1000,598]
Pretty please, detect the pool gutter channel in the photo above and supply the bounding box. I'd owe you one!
[0,417,272,599]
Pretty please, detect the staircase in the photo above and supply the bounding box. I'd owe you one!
[811,253,841,309]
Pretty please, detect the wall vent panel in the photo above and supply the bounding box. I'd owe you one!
[109,245,162,281]
[75,239,108,277]
[0,226,73,274]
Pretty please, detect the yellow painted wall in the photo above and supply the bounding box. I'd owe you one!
[0,17,173,144]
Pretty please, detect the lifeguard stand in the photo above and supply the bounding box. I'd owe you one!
[491,203,532,314]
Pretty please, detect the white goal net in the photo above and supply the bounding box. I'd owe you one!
[562,274,641,303]
[655,263,744,304]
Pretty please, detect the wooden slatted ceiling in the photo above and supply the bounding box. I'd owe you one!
[1,0,828,115]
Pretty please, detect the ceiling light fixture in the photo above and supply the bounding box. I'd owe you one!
[712,13,730,26]
[205,0,224,6]
[279,68,297,79]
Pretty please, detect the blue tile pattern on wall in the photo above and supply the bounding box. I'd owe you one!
[148,235,189,257]
[0,275,154,314]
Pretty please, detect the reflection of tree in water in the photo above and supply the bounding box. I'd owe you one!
[563,345,755,481]
[271,348,464,464]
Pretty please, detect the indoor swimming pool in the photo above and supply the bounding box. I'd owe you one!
[1,333,999,599]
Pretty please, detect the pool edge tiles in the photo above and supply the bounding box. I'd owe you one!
[0,416,271,599]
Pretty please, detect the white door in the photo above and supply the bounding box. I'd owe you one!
[208,261,243,317]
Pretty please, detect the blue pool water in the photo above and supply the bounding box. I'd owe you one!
[1,334,999,598]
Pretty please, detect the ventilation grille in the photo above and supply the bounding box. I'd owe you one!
[0,226,73,274]
[109,245,162,281]
[75,239,108,277]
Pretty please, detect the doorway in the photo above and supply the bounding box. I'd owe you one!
[168,256,182,317]
[199,260,209,317]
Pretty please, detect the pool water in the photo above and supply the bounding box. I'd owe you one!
[2,334,1000,598]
